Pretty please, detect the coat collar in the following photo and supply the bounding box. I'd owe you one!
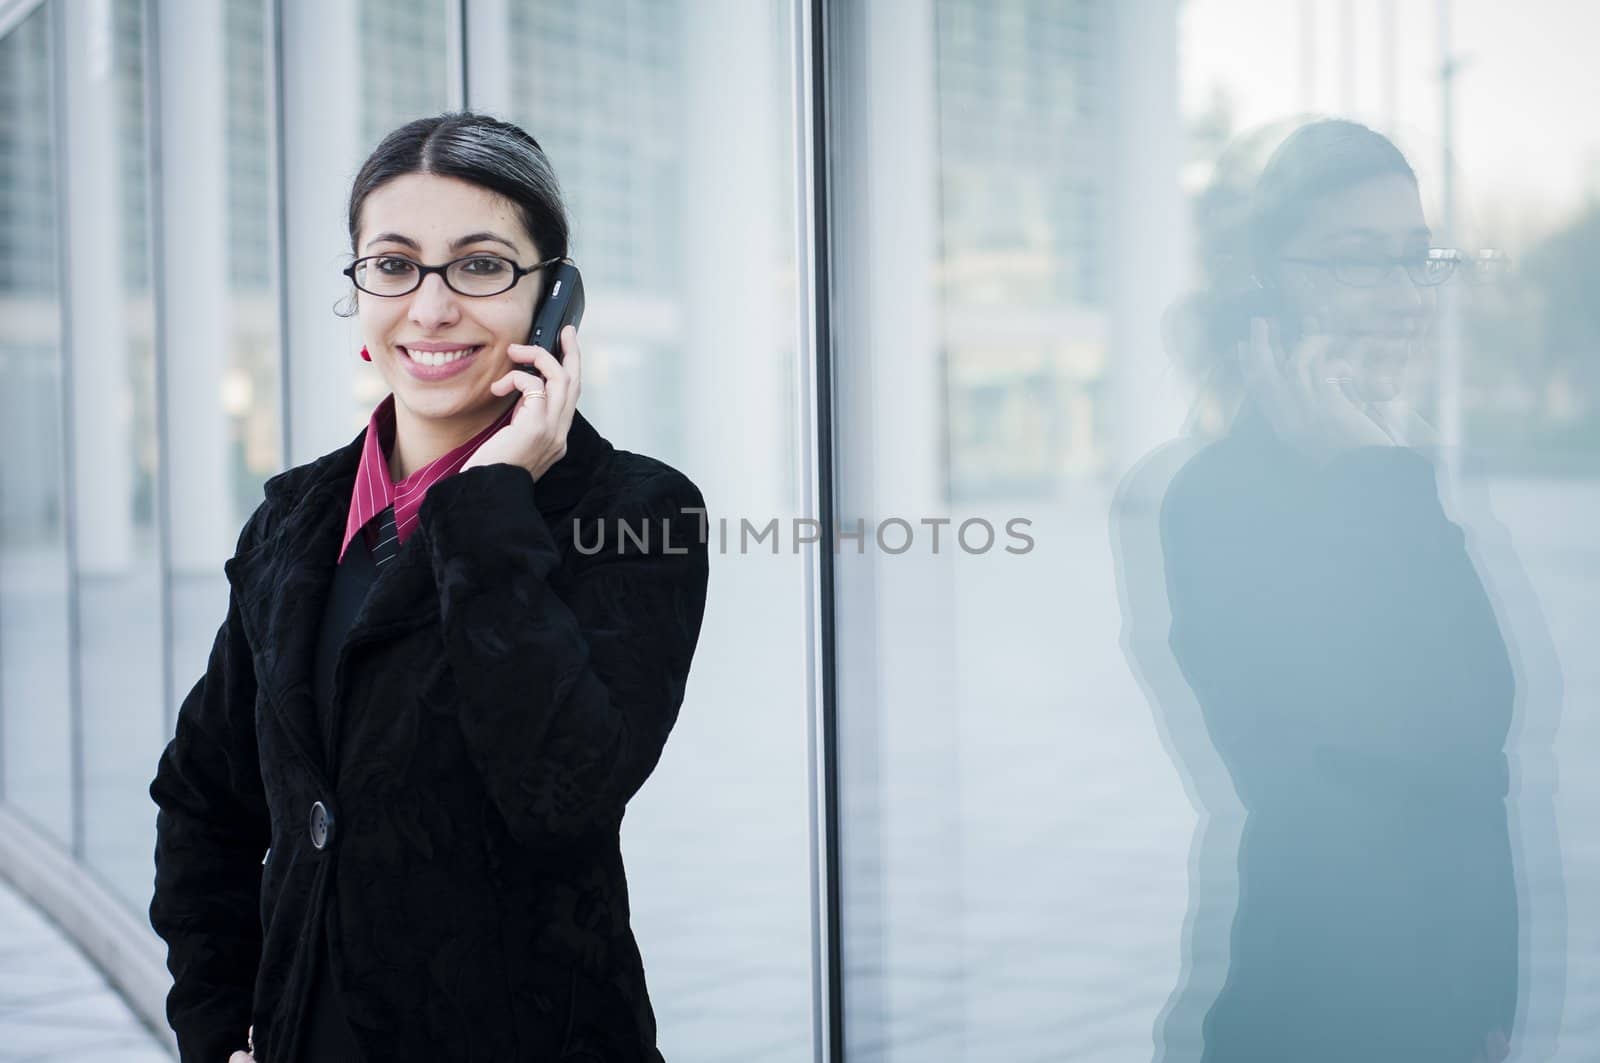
[224,408,613,783]
[258,404,612,519]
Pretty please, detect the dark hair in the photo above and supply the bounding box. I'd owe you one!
[1247,118,1417,280]
[1168,118,1419,431]
[337,111,570,316]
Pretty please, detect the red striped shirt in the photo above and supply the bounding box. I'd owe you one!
[337,392,518,563]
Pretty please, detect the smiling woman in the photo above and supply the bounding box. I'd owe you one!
[147,112,711,1063]
[1136,120,1520,1063]
[345,165,563,477]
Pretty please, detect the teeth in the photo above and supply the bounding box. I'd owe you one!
[406,346,478,367]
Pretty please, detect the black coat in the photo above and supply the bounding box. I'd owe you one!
[148,410,710,1063]
[1156,400,1516,1062]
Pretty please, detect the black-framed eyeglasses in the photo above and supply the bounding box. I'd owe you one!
[342,253,563,298]
[1277,248,1464,288]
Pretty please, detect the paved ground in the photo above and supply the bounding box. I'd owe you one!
[0,877,172,1062]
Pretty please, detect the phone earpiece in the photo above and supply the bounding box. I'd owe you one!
[524,261,585,372]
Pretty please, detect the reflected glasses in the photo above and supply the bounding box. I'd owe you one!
[1278,248,1463,288]
[342,254,562,298]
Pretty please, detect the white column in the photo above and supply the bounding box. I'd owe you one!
[59,0,132,576]
[280,0,367,465]
[462,0,513,117]
[1106,0,1187,474]
[680,0,788,518]
[156,0,231,571]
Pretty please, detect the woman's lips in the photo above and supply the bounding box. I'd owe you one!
[397,344,481,381]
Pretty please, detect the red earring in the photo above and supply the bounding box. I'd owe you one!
[359,345,372,362]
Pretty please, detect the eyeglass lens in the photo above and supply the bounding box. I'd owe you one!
[353,256,518,296]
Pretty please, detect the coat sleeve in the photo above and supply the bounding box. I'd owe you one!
[148,506,273,1063]
[415,462,710,851]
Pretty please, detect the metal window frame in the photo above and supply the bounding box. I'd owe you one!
[143,0,177,755]
[268,0,292,464]
[796,1,843,1060]
[47,0,86,861]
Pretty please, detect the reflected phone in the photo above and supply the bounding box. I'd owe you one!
[521,260,584,378]
[1217,281,1300,365]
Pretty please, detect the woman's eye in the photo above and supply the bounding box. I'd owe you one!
[373,257,415,274]
[461,258,508,274]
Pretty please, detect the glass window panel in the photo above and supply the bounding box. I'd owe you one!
[829,0,1596,1060]
[470,2,814,1057]
[70,0,166,910]
[161,0,284,920]
[0,2,72,848]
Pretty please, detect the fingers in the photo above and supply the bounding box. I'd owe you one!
[494,346,554,405]
[509,343,561,382]
[1242,317,1299,437]
[557,325,583,401]
[555,326,582,430]
[483,334,582,477]
[1288,320,1332,398]
[520,345,568,412]
[530,335,582,433]
[490,366,548,403]
[1293,309,1356,397]
[1239,317,1275,395]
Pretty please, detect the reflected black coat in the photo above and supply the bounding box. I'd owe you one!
[148,411,709,1063]
[1159,400,1516,1062]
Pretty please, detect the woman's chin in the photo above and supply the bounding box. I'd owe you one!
[394,382,478,421]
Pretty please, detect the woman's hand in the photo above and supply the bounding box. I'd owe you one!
[1241,315,1397,462]
[1376,396,1440,450]
[227,1024,255,1061]
[461,325,583,482]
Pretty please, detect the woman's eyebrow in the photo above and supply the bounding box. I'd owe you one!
[448,230,520,252]
[364,231,520,252]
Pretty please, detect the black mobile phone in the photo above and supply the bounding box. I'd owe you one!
[521,261,584,377]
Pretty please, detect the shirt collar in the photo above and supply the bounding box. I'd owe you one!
[338,392,517,563]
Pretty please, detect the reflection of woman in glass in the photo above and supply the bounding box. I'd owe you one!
[148,113,709,1062]
[1156,120,1515,1063]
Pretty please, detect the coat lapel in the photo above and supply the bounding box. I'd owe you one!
[223,432,360,782]
[220,409,614,783]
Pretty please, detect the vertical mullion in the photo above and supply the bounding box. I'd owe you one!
[143,0,176,742]
[267,0,291,466]
[446,0,465,109]
[0,0,58,806]
[800,0,844,1059]
[48,0,86,860]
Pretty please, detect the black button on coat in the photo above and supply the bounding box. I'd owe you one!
[148,410,710,1063]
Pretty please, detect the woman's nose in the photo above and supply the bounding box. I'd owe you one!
[1374,264,1428,314]
[408,271,461,326]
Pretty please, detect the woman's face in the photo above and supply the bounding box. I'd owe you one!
[1271,172,1435,404]
[354,172,544,426]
